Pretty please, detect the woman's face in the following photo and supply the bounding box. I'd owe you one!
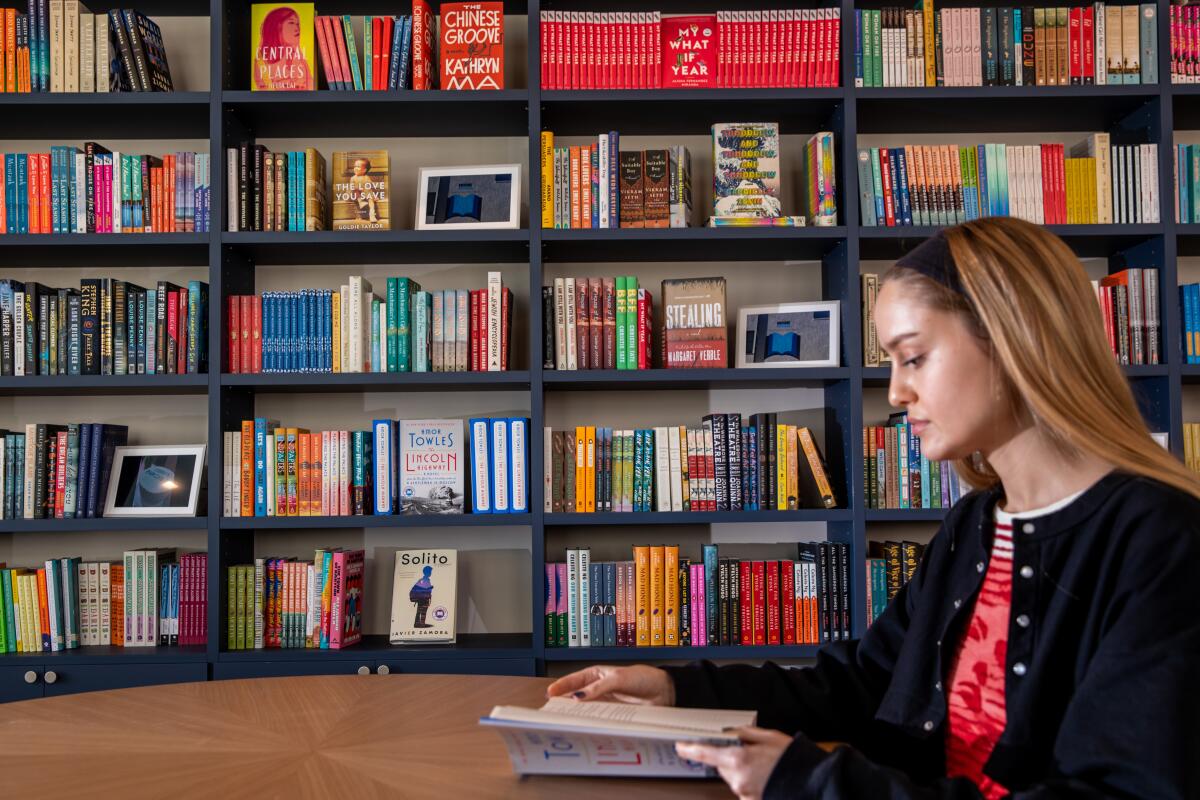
[875,279,1015,462]
[281,13,301,44]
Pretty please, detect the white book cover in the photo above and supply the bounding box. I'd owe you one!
[123,552,134,645]
[470,419,491,513]
[578,547,591,646]
[432,288,444,372]
[49,0,63,92]
[374,419,395,514]
[443,289,456,371]
[553,278,567,370]
[654,426,671,512]
[80,9,94,92]
[456,288,469,371]
[487,271,502,371]
[564,276,577,370]
[492,418,510,513]
[347,276,363,372]
[667,425,683,512]
[509,418,528,513]
[74,152,87,231]
[391,549,457,643]
[598,133,610,227]
[99,561,110,646]
[339,430,350,515]
[566,548,579,645]
[95,13,108,91]
[400,419,465,514]
[64,0,80,91]
[77,561,90,646]
[543,426,553,512]
[378,301,388,372]
[13,293,23,376]
[1132,145,1142,224]
[338,283,349,370]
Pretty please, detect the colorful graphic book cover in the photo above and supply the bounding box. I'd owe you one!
[328,548,364,649]
[251,4,316,90]
[399,419,464,514]
[390,549,457,643]
[662,15,717,88]
[439,2,504,89]
[331,150,390,230]
[711,122,781,217]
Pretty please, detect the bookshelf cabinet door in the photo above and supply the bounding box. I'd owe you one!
[213,661,375,680]
[42,664,208,698]
[376,659,536,677]
[0,666,47,703]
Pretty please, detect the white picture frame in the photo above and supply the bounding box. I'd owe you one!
[415,164,521,230]
[103,444,207,517]
[735,301,840,368]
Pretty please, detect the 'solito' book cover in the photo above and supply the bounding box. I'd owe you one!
[399,419,465,514]
[332,150,390,230]
[251,3,316,90]
[661,15,717,88]
[481,698,755,777]
[662,276,728,368]
[390,549,457,643]
[439,2,504,89]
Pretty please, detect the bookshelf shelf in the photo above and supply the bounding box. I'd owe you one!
[0,645,210,666]
[541,226,848,262]
[863,509,950,523]
[543,643,822,661]
[221,90,532,138]
[1180,365,1200,382]
[0,234,210,267]
[0,375,209,396]
[222,371,531,392]
[0,92,212,138]
[544,510,852,526]
[218,633,532,661]
[543,367,850,390]
[220,514,533,530]
[220,230,531,265]
[3,518,209,533]
[858,224,1164,259]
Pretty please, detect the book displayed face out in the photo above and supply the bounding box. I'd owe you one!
[390,549,457,643]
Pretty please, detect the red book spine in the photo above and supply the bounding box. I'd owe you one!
[830,11,841,88]
[228,295,241,373]
[239,294,252,375]
[166,291,179,373]
[1081,6,1094,84]
[636,289,647,370]
[586,12,596,90]
[569,12,580,89]
[540,12,549,88]
[54,430,67,518]
[313,16,334,88]
[738,560,753,645]
[501,287,510,371]
[819,11,831,88]
[40,152,50,233]
[469,289,479,371]
[766,560,781,645]
[166,155,176,232]
[555,12,564,89]
[1057,144,1068,224]
[1069,6,1082,85]
[780,559,796,644]
[251,295,263,374]
[751,560,766,645]
[802,12,814,88]
[706,437,716,511]
[1040,145,1053,224]
[880,149,896,226]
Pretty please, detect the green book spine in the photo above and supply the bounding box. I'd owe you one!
[0,570,8,652]
[386,277,398,372]
[861,11,873,88]
[227,567,236,650]
[614,275,627,370]
[398,278,415,371]
[871,10,883,88]
[235,565,246,650]
[556,605,567,646]
[343,16,364,91]
[624,277,638,370]
[623,431,634,511]
[363,16,373,91]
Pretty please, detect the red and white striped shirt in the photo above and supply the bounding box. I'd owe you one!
[944,488,1086,798]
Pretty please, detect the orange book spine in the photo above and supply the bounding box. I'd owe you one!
[649,545,664,646]
[298,432,311,516]
[310,433,323,515]
[569,145,582,228]
[574,426,586,512]
[240,420,254,517]
[634,545,650,645]
[664,545,679,645]
[111,565,125,646]
[37,568,50,651]
[585,425,596,512]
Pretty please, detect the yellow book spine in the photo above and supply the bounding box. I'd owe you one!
[574,426,586,512]
[786,424,799,510]
[776,423,788,510]
[10,571,22,652]
[585,426,596,513]
[923,0,936,87]
[1065,160,1077,224]
[634,545,650,646]
[1086,157,1097,224]
[798,427,837,508]
[664,545,679,645]
[649,545,664,646]
[331,292,341,373]
[540,131,554,228]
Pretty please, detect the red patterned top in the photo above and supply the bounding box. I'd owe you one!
[944,488,1085,798]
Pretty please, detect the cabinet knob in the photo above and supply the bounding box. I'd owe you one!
[357,665,370,676]
[43,671,57,685]
[23,670,38,685]
[376,664,390,675]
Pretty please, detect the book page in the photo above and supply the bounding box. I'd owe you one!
[488,698,754,739]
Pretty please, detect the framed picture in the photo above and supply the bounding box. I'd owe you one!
[415,164,521,230]
[736,302,840,368]
[104,445,206,517]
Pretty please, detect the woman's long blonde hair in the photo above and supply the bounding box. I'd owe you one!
[883,216,1200,500]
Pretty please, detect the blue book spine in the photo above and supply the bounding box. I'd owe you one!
[85,423,103,518]
[468,418,492,513]
[388,16,403,89]
[886,152,902,226]
[281,291,291,373]
[49,147,60,233]
[262,292,272,373]
[1191,285,1199,364]
[254,417,268,516]
[997,145,1009,216]
[16,154,27,234]
[608,132,620,227]
[397,15,413,88]
[855,9,863,85]
[895,148,913,226]
[602,562,616,645]
[976,145,989,218]
[324,290,333,372]
[4,155,14,232]
[508,417,529,513]
[287,152,297,231]
[74,423,90,518]
[1180,146,1189,224]
[589,561,603,641]
[304,289,313,372]
[299,289,308,372]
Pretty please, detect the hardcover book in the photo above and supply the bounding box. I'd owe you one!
[399,419,464,514]
[661,277,728,368]
[332,150,389,231]
[389,548,457,643]
[328,548,364,649]
[251,4,315,90]
[661,14,717,88]
[439,2,504,90]
[712,122,782,217]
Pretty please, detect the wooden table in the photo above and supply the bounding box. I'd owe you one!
[0,673,736,798]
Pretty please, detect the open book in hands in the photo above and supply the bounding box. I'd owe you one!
[480,697,756,777]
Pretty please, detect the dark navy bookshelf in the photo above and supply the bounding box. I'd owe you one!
[0,0,1191,699]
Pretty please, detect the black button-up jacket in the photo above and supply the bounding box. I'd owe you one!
[663,470,1200,798]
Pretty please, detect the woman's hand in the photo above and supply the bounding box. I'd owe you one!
[675,727,793,800]
[544,664,676,706]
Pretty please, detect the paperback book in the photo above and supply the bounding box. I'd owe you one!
[331,149,390,230]
[389,548,457,643]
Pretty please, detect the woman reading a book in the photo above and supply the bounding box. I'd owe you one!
[548,217,1200,799]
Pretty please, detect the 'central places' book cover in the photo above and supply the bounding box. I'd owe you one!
[400,419,465,514]
[251,3,316,91]
[390,548,458,643]
[332,150,390,230]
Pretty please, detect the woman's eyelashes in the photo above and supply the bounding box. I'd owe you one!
[902,354,925,368]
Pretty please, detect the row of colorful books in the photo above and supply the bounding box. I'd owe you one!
[1169,4,1200,84]
[856,3,1155,89]
[0,279,208,378]
[226,549,364,650]
[1,423,127,521]
[0,551,205,654]
[0,6,173,93]
[1183,422,1200,474]
[224,417,529,518]
[1,148,210,235]
[864,415,972,510]
[546,543,853,648]
[540,133,692,230]
[539,10,842,89]
[544,417,836,515]
[544,276,654,371]
[1094,268,1160,366]
[856,138,1160,228]
[226,145,329,233]
[864,540,924,626]
[226,273,513,374]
